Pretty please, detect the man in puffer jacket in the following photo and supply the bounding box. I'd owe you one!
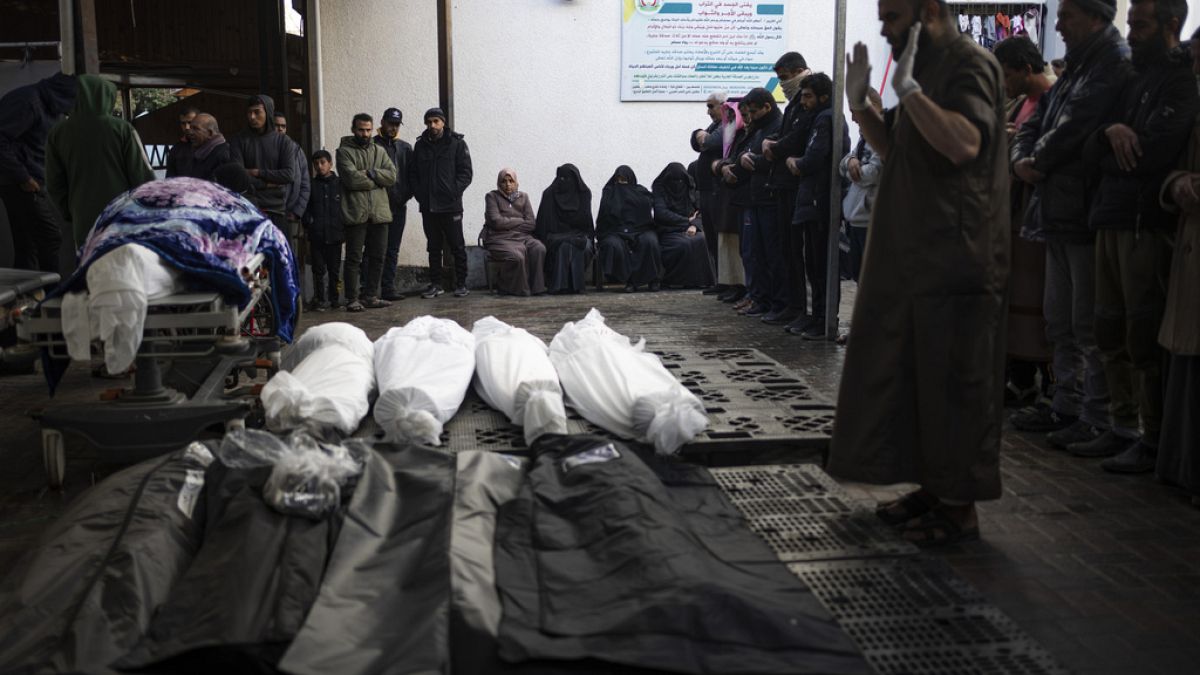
[1080,0,1199,472]
[409,107,473,298]
[336,113,396,312]
[1010,0,1135,442]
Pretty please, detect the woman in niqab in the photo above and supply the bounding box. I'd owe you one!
[535,163,594,294]
[652,161,714,288]
[483,168,546,295]
[596,165,662,292]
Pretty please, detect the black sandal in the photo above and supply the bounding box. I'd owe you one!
[899,506,980,548]
[875,489,940,527]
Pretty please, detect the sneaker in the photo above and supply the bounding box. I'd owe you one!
[719,287,746,303]
[648,280,661,292]
[761,310,799,326]
[453,286,470,297]
[702,284,728,296]
[742,302,768,317]
[421,285,444,299]
[345,300,365,312]
[623,283,637,293]
[362,296,391,309]
[733,297,754,311]
[1009,402,1077,433]
[1068,430,1137,458]
[310,300,330,312]
[1046,420,1103,450]
[1100,441,1157,474]
[784,315,812,334]
[381,289,405,301]
[799,323,826,340]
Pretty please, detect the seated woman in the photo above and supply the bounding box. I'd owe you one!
[535,163,594,294]
[483,168,546,296]
[596,165,662,292]
[652,162,715,289]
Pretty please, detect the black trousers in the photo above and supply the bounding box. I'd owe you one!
[774,189,805,315]
[0,185,61,272]
[697,190,720,273]
[308,240,343,304]
[423,211,468,289]
[799,218,837,320]
[344,222,388,302]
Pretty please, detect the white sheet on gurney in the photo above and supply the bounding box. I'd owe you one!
[549,308,708,456]
[62,243,184,374]
[262,322,375,436]
[374,316,475,446]
[472,316,567,446]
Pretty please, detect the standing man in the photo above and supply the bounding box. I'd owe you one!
[1010,0,1132,440]
[229,95,295,246]
[273,112,311,247]
[175,113,230,181]
[829,0,1010,546]
[0,72,75,271]
[165,106,199,178]
[761,51,813,327]
[374,107,413,301]
[410,107,473,299]
[731,87,785,318]
[1084,0,1197,472]
[45,74,155,247]
[691,90,727,292]
[337,113,396,312]
[785,73,851,340]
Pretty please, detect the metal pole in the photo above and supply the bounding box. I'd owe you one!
[825,0,848,340]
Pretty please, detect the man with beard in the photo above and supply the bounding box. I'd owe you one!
[373,107,413,300]
[410,107,473,298]
[761,52,814,328]
[1081,0,1198,472]
[828,0,1010,546]
[274,112,311,248]
[1010,0,1132,443]
[175,114,230,181]
[730,88,785,318]
[229,95,296,245]
[691,91,727,291]
[337,113,397,311]
[165,106,199,178]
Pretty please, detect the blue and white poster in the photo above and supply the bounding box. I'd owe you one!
[621,0,788,101]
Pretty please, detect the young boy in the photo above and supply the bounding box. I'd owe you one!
[302,150,344,310]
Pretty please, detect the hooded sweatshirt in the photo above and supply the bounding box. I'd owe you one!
[228,95,295,218]
[0,72,77,185]
[45,75,155,246]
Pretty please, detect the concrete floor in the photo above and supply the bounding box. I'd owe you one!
[2,281,1199,673]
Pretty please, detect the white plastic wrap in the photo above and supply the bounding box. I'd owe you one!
[374,316,476,446]
[472,316,567,446]
[549,308,708,455]
[261,322,375,436]
[61,243,183,374]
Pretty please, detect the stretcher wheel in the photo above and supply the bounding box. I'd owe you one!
[42,429,65,489]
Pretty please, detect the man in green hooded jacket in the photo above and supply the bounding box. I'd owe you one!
[45,75,154,248]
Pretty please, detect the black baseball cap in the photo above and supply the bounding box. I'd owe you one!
[382,107,403,124]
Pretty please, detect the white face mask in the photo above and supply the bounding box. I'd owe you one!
[780,71,808,101]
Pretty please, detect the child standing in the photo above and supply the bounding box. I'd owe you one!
[302,150,344,310]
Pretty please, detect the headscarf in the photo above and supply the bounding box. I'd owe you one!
[652,162,696,218]
[721,100,745,158]
[597,165,653,236]
[495,167,521,203]
[535,163,593,239]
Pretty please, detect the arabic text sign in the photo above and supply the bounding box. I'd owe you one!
[621,0,787,101]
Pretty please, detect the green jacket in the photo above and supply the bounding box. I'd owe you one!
[335,135,396,225]
[45,75,155,247]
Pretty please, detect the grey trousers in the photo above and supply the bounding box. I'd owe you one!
[344,221,388,302]
[1044,240,1110,428]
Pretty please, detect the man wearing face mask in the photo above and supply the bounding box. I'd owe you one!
[410,107,474,299]
[337,113,397,312]
[1080,0,1198,473]
[373,107,413,301]
[1010,0,1132,441]
[828,0,1010,546]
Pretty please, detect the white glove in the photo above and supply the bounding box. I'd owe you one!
[845,42,872,111]
[892,22,923,101]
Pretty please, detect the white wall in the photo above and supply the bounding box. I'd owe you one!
[316,1,935,267]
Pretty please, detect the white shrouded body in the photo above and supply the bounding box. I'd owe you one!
[471,316,568,446]
[374,316,476,446]
[261,322,375,436]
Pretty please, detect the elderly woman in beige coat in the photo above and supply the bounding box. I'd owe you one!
[1156,115,1200,507]
[483,168,546,296]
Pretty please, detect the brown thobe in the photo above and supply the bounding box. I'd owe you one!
[483,190,547,296]
[828,31,1011,502]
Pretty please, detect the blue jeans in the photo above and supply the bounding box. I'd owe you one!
[743,204,788,313]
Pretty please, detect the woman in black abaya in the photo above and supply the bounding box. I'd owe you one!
[535,163,594,294]
[596,165,662,292]
[652,162,715,288]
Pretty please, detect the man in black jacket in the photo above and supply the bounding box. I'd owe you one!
[274,112,311,247]
[374,107,413,300]
[164,106,199,179]
[730,88,785,318]
[690,91,727,290]
[229,95,296,246]
[1011,0,1134,440]
[786,73,851,340]
[1082,0,1198,472]
[409,107,473,298]
[761,51,812,326]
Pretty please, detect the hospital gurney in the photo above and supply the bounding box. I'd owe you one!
[15,254,281,488]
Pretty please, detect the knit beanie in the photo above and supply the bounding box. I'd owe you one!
[424,107,447,123]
